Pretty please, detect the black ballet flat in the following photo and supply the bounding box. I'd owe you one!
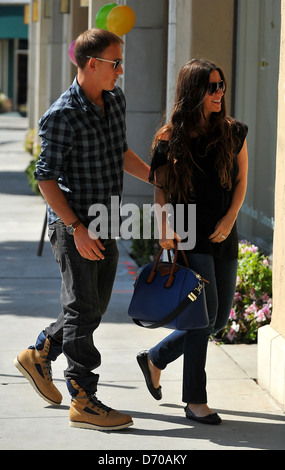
[185,406,222,425]
[136,350,162,400]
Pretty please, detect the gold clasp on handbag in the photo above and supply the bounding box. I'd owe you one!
[188,292,197,301]
[195,273,209,284]
[188,281,204,302]
[196,281,204,294]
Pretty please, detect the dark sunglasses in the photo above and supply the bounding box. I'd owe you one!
[208,80,226,95]
[87,56,123,70]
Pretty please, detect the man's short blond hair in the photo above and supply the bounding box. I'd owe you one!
[74,28,124,69]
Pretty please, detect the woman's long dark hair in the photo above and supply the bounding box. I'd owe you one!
[153,59,236,203]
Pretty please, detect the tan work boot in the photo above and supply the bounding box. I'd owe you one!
[68,380,133,431]
[14,337,62,406]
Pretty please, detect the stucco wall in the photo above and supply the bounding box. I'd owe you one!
[271,0,285,337]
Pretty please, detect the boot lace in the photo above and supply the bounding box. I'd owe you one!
[43,360,53,381]
[37,352,53,382]
[87,394,111,412]
[36,342,53,382]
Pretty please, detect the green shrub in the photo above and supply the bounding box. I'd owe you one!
[130,210,160,266]
[213,241,272,344]
[24,129,41,195]
[131,237,160,266]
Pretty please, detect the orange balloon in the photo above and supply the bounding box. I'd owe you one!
[106,5,136,36]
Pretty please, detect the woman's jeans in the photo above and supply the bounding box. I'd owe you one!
[149,252,238,405]
[41,220,119,392]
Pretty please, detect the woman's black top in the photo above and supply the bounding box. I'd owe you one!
[149,120,248,260]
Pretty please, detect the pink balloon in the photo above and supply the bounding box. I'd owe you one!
[68,40,77,66]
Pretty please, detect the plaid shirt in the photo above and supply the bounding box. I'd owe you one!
[35,77,128,227]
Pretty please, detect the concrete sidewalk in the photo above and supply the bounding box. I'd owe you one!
[0,113,284,451]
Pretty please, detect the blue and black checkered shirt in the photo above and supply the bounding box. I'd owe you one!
[34,77,128,227]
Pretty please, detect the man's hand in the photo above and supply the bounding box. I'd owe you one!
[74,224,105,260]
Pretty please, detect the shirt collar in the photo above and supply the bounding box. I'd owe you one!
[72,77,93,111]
[72,77,115,112]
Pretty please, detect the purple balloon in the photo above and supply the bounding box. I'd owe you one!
[68,40,77,66]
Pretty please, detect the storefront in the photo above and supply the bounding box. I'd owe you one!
[0,2,28,114]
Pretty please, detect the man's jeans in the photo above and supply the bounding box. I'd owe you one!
[44,220,119,391]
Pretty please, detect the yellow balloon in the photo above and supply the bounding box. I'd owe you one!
[106,5,136,36]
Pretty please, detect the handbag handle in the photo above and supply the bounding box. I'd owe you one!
[146,240,189,288]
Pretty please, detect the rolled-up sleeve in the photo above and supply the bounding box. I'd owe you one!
[34,111,73,181]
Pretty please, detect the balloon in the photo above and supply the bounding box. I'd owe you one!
[106,5,136,36]
[68,40,77,66]
[95,3,117,29]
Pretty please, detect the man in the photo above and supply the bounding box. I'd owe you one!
[14,29,150,431]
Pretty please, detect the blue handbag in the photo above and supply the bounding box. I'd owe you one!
[128,242,209,330]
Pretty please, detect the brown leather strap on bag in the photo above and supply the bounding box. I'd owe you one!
[146,240,189,288]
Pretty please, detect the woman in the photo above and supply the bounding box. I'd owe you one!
[137,59,248,425]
